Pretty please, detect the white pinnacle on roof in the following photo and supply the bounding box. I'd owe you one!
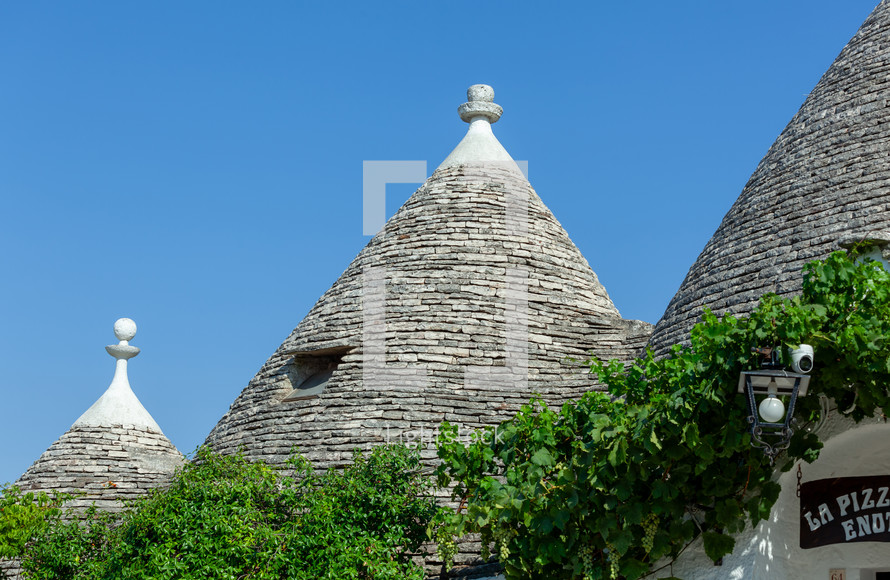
[72,317,162,432]
[438,84,523,172]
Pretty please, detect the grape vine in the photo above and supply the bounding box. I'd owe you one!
[436,249,890,579]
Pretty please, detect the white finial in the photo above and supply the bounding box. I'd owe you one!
[113,317,137,343]
[72,317,161,432]
[106,318,140,360]
[458,84,503,123]
[437,84,521,172]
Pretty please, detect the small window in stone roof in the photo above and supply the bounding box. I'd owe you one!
[280,348,348,402]
[283,367,334,401]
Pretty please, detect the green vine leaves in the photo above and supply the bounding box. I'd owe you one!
[435,250,890,579]
[0,486,70,563]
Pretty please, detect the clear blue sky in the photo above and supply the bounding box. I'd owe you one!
[0,1,880,484]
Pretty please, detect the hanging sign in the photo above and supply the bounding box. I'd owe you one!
[800,475,890,549]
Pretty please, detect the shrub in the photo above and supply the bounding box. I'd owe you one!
[20,444,440,580]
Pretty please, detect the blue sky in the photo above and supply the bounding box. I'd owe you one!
[0,1,880,484]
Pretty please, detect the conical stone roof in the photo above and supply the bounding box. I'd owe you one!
[15,319,183,512]
[649,0,890,354]
[205,86,652,468]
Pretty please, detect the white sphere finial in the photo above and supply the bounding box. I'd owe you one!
[107,318,140,360]
[458,84,503,123]
[114,318,137,342]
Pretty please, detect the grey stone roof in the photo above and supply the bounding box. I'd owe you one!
[15,425,183,512]
[14,321,183,512]
[205,94,652,468]
[649,0,890,354]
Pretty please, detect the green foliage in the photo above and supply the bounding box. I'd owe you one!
[436,250,890,579]
[21,507,116,580]
[0,485,69,562]
[21,444,441,580]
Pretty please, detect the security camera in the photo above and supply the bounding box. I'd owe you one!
[788,344,814,374]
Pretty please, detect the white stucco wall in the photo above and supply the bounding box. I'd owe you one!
[650,419,890,580]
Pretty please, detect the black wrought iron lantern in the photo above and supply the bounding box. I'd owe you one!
[737,369,811,464]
